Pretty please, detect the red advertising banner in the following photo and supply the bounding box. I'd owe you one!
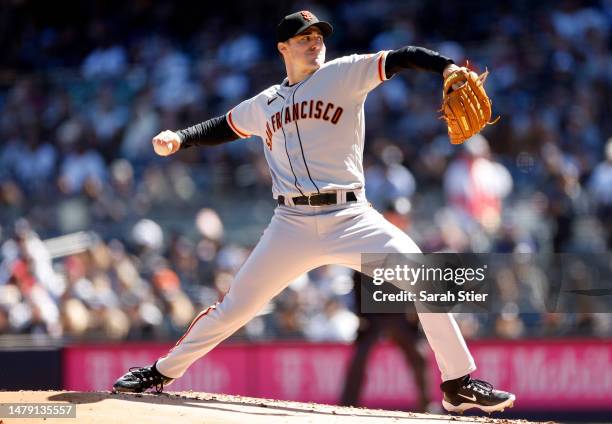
[63,340,612,411]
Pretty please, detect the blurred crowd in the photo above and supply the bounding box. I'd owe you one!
[1,0,612,341]
[0,215,361,342]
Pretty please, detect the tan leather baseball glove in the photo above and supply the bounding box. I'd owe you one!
[441,68,498,145]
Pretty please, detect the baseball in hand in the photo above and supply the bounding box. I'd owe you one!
[152,130,180,156]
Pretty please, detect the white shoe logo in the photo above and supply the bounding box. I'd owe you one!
[458,393,477,402]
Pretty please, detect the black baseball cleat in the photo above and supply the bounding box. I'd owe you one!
[441,376,515,414]
[112,363,174,393]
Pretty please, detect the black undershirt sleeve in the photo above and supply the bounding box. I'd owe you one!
[384,46,454,79]
[177,115,240,150]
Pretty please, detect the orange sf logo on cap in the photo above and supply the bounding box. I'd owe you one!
[300,11,314,21]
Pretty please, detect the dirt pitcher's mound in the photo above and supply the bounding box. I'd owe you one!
[1,391,540,424]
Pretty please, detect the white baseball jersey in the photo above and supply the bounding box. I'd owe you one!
[226,51,390,197]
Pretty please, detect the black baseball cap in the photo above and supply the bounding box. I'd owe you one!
[276,11,333,43]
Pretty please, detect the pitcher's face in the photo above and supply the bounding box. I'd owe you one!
[278,27,326,72]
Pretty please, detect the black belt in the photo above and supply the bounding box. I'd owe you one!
[278,191,357,206]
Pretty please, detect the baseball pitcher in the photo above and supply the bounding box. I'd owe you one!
[114,11,514,414]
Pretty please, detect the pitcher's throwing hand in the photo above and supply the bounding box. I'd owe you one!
[152,130,181,156]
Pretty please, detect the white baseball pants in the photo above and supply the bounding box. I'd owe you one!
[156,199,476,382]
